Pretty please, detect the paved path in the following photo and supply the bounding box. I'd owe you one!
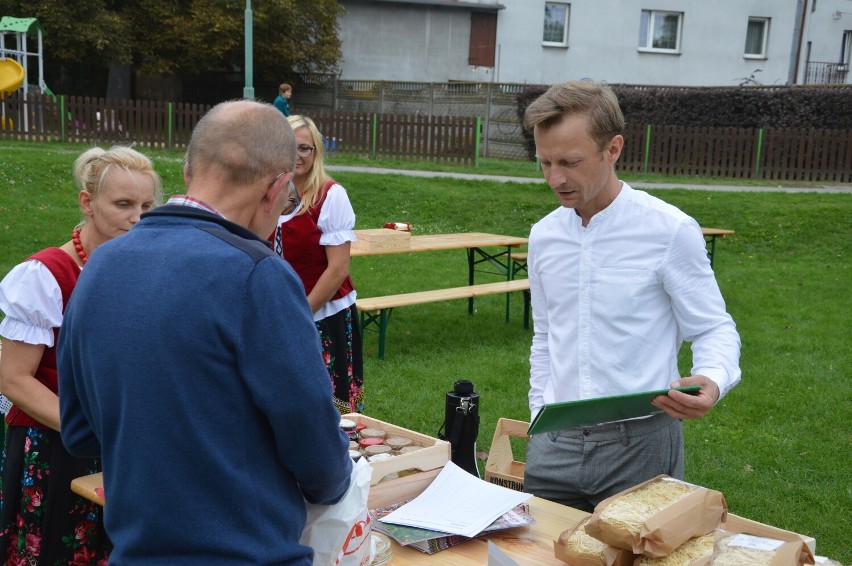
[327,165,852,193]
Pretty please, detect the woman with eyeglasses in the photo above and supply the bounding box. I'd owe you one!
[270,114,363,414]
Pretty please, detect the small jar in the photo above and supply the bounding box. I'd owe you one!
[359,427,386,440]
[358,437,384,449]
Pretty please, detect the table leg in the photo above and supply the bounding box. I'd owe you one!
[705,235,717,267]
[467,248,475,315]
[466,246,515,319]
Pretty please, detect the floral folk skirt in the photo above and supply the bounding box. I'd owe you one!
[0,425,110,565]
[318,304,364,414]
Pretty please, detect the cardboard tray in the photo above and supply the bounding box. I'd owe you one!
[342,413,450,487]
[352,228,411,252]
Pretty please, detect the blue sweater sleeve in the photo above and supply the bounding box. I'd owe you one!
[239,256,352,503]
[57,302,102,458]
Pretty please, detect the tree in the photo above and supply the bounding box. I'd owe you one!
[0,0,343,95]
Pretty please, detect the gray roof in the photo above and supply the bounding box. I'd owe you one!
[366,0,505,10]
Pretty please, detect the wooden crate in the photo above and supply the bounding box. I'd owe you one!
[342,413,450,488]
[484,418,529,492]
[351,228,411,252]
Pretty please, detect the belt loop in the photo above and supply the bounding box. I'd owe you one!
[619,422,629,446]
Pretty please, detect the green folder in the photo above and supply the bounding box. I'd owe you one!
[527,386,701,435]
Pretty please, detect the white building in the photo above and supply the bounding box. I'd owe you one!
[337,0,852,86]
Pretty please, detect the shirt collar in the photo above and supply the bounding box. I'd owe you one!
[166,195,226,219]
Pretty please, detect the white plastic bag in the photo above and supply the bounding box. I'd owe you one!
[300,457,373,566]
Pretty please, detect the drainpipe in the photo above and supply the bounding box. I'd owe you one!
[790,0,808,84]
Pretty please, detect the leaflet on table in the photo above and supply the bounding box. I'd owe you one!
[371,502,534,553]
[378,461,532,538]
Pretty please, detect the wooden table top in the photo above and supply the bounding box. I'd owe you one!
[701,227,735,237]
[351,231,528,257]
[70,471,584,563]
[385,495,586,564]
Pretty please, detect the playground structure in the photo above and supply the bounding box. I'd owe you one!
[0,16,50,131]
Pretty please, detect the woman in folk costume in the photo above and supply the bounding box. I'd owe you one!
[0,146,161,564]
[270,114,364,414]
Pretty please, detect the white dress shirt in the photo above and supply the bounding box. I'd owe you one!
[528,182,741,419]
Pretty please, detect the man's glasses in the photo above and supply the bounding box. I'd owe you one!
[271,173,301,214]
[287,180,301,210]
[297,145,315,158]
[281,179,301,215]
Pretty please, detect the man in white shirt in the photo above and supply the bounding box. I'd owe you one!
[522,80,741,512]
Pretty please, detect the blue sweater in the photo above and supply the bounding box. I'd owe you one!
[58,206,352,565]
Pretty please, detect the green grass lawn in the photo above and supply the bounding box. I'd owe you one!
[1,141,850,562]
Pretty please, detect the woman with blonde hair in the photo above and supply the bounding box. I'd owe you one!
[0,145,161,563]
[271,115,364,413]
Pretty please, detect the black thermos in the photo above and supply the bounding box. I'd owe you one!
[440,379,480,477]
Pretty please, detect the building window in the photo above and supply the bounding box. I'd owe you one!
[638,10,682,53]
[842,30,852,67]
[745,17,770,58]
[469,12,497,66]
[543,3,570,47]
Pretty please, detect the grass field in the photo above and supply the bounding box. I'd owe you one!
[1,141,850,562]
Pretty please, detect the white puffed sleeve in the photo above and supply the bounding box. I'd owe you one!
[317,184,357,247]
[0,260,64,347]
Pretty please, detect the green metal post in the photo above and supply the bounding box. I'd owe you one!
[167,102,173,151]
[644,124,652,173]
[243,1,254,99]
[371,113,378,159]
[754,128,764,179]
[60,95,65,143]
[474,116,481,168]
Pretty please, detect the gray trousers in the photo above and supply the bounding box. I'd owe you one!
[524,412,684,513]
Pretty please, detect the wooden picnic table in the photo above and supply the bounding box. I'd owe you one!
[351,230,528,306]
[351,231,529,357]
[701,228,735,267]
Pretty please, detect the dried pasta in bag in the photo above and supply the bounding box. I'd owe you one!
[554,516,635,566]
[633,532,715,566]
[585,475,727,558]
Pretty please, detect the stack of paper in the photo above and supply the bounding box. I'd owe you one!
[373,461,534,554]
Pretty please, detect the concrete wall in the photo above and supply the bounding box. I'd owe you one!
[799,0,852,64]
[493,0,799,86]
[338,0,497,82]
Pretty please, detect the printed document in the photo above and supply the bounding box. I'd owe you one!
[379,461,532,538]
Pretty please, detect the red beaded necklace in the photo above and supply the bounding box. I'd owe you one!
[71,228,88,265]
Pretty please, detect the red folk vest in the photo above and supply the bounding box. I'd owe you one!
[278,180,355,300]
[7,247,80,429]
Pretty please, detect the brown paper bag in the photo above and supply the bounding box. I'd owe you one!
[710,531,815,565]
[585,475,727,558]
[632,532,715,566]
[554,516,636,566]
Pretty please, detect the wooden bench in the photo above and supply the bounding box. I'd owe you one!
[358,279,531,359]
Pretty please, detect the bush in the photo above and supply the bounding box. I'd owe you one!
[517,84,852,159]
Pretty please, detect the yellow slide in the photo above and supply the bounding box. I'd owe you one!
[0,58,24,129]
[0,57,24,97]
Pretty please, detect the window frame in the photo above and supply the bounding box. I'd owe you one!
[842,30,852,68]
[744,17,770,59]
[638,9,683,54]
[542,2,570,48]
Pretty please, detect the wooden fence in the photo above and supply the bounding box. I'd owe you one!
[618,123,852,183]
[0,94,480,166]
[1,93,850,181]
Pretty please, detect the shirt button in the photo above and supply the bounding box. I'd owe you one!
[582,429,591,437]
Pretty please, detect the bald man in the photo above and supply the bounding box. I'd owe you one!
[58,100,352,565]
